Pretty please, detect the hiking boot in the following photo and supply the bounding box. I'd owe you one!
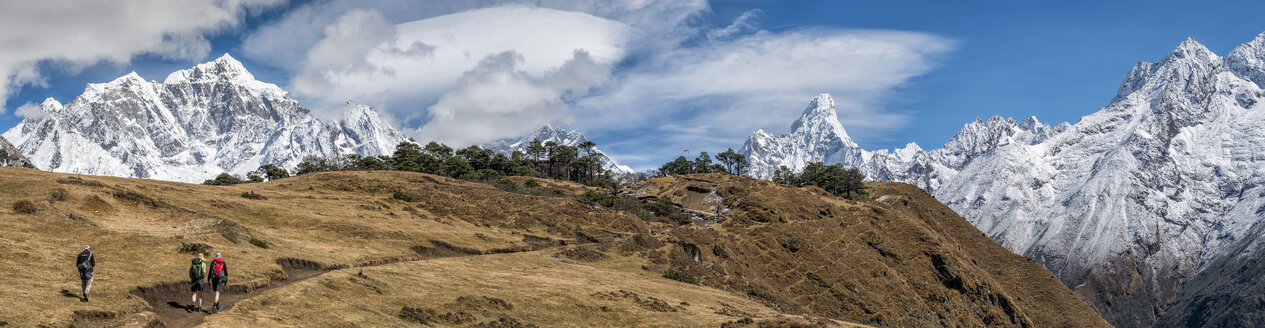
[212,303,219,313]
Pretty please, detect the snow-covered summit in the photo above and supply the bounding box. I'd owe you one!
[789,94,854,143]
[2,54,407,183]
[164,53,287,99]
[740,94,866,178]
[40,98,62,112]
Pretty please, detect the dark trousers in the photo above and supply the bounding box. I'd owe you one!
[81,276,93,297]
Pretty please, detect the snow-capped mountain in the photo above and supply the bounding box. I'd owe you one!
[742,32,1265,327]
[741,94,1066,191]
[0,136,34,169]
[482,125,633,174]
[1,54,408,183]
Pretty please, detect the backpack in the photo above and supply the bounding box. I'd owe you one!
[189,258,204,280]
[210,259,225,279]
[77,253,93,279]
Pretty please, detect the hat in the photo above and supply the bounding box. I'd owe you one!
[215,253,221,259]
[83,245,90,250]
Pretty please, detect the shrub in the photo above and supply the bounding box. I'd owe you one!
[12,200,36,214]
[582,189,604,203]
[631,208,654,221]
[111,189,164,207]
[781,238,800,253]
[746,288,773,301]
[712,245,728,259]
[668,212,691,226]
[551,189,565,196]
[50,188,70,202]
[392,191,422,202]
[202,173,243,186]
[259,164,290,180]
[246,171,265,183]
[523,179,540,188]
[178,242,213,254]
[249,238,269,249]
[240,190,266,200]
[662,268,697,284]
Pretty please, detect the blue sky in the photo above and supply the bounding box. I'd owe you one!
[2,1,1264,171]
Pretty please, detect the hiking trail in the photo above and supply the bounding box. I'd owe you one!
[133,240,558,327]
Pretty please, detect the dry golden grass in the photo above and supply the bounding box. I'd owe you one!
[625,174,1112,328]
[0,167,856,327]
[204,250,855,327]
[0,166,1104,327]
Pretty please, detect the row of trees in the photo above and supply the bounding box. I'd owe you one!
[205,139,619,188]
[657,148,749,176]
[207,140,866,200]
[654,151,867,200]
[772,162,868,199]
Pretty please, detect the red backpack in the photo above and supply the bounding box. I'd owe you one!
[210,259,225,278]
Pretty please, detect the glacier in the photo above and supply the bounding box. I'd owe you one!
[1,54,408,183]
[742,33,1265,327]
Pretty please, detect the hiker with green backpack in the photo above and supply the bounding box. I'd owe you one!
[189,253,208,312]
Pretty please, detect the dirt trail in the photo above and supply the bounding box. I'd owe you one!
[132,258,324,328]
[134,239,561,327]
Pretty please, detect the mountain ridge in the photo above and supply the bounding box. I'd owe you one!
[740,32,1265,327]
[2,54,408,183]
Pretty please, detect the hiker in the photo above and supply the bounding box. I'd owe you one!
[189,253,208,312]
[76,245,95,302]
[208,253,228,313]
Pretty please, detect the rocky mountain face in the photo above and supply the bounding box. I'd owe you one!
[482,125,634,174]
[1,54,407,183]
[0,135,34,169]
[742,32,1265,327]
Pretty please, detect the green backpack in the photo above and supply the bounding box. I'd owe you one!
[189,258,204,280]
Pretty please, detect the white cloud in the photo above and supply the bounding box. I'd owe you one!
[238,1,951,171]
[417,50,612,146]
[574,29,954,169]
[242,0,706,72]
[13,102,45,120]
[0,0,284,112]
[288,5,633,124]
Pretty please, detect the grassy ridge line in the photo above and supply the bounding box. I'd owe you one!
[0,168,613,325]
[0,167,844,327]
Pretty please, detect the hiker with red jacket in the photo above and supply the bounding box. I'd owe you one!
[76,245,95,302]
[208,253,228,313]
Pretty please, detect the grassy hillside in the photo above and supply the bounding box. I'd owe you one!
[0,167,1105,327]
[625,174,1112,327]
